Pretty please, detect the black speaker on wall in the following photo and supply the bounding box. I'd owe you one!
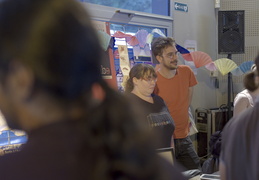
[218,10,245,54]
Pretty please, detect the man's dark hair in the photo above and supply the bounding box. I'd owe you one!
[151,37,175,57]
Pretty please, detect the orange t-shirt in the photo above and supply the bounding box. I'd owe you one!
[154,65,197,139]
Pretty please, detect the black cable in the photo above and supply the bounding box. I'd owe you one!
[217,104,227,133]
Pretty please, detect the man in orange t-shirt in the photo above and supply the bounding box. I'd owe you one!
[152,37,200,170]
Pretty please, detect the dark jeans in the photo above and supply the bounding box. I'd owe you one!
[174,136,200,170]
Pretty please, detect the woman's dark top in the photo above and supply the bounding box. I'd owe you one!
[128,93,175,148]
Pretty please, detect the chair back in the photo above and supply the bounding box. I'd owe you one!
[156,147,174,164]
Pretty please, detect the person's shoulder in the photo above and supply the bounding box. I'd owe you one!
[224,104,256,134]
[235,91,249,100]
[152,94,163,100]
[222,102,259,156]
[234,89,251,102]
[238,89,249,95]
[152,94,166,104]
[125,92,141,101]
[178,65,193,73]
[178,65,191,70]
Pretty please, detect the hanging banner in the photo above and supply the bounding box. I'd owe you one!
[184,40,197,75]
[92,21,112,79]
[92,20,117,88]
[118,45,130,89]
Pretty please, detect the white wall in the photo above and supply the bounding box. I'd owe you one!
[171,0,220,114]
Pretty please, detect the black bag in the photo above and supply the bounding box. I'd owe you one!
[201,131,222,174]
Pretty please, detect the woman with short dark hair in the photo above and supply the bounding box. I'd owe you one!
[125,63,175,149]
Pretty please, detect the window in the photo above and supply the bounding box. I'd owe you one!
[79,0,170,16]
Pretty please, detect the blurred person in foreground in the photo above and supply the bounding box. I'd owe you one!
[220,54,259,180]
[125,63,175,149]
[0,0,187,179]
[233,65,257,117]
[152,37,200,170]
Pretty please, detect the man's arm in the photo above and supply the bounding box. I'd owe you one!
[188,86,194,106]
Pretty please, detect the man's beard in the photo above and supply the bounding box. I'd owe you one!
[164,63,178,70]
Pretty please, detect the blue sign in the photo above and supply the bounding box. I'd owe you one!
[174,2,188,12]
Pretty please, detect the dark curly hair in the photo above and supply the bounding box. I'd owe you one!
[0,0,173,179]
